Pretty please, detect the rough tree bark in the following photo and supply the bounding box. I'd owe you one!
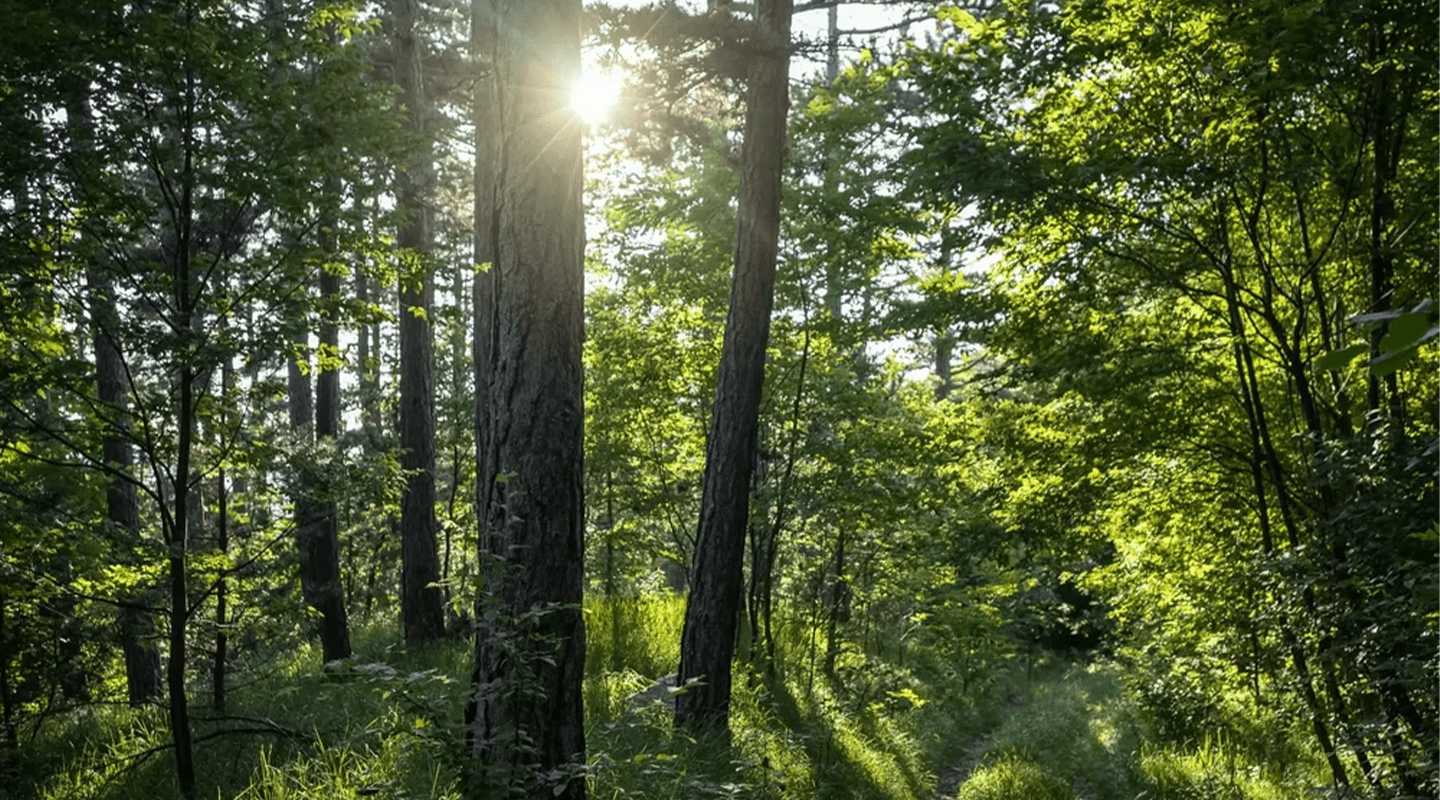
[77,87,164,708]
[468,1,586,796]
[88,267,164,707]
[676,0,793,735]
[393,0,446,644]
[288,329,351,664]
[167,61,198,794]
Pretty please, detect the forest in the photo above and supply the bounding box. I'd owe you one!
[0,0,1434,799]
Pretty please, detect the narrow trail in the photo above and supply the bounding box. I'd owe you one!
[930,698,1025,800]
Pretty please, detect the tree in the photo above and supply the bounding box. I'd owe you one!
[468,1,586,797]
[393,0,446,645]
[675,0,794,734]
[901,0,1437,791]
[289,320,351,665]
[81,122,165,710]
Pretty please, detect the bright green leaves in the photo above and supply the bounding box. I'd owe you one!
[1314,343,1370,372]
[1317,299,1438,376]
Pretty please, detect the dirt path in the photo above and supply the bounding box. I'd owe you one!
[930,698,1025,800]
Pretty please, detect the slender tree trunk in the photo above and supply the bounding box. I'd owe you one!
[167,58,198,796]
[605,473,622,672]
[288,328,351,663]
[356,272,384,448]
[444,257,469,592]
[676,0,793,735]
[0,588,14,748]
[1218,244,1349,792]
[1365,8,1398,422]
[212,358,233,712]
[213,467,228,712]
[469,1,586,796]
[823,525,846,676]
[394,0,446,644]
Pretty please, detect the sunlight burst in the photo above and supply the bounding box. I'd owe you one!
[573,69,622,126]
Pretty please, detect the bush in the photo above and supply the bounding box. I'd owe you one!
[957,751,1080,800]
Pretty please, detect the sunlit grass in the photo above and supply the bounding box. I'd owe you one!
[958,752,1080,800]
[946,663,1334,800]
[29,618,467,800]
[20,598,1340,800]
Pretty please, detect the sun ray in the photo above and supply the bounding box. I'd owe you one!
[572,68,622,126]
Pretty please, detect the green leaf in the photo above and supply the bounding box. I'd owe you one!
[1378,312,1431,353]
[1315,343,1367,371]
[1350,309,1404,326]
[1370,345,1420,376]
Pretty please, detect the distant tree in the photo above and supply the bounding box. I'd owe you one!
[392,0,446,645]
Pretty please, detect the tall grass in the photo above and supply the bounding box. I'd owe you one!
[942,663,1335,800]
[19,594,1338,800]
[583,594,1019,800]
[24,617,468,800]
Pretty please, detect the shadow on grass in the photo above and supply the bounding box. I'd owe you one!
[24,620,471,800]
[764,671,932,800]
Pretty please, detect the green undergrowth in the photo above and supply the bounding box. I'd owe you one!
[951,663,1335,800]
[18,595,1339,800]
[19,617,471,800]
[18,593,1020,800]
[583,594,1026,800]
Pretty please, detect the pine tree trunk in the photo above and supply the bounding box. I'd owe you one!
[288,331,351,664]
[90,265,164,707]
[394,0,446,644]
[469,2,586,796]
[78,87,163,708]
[168,73,198,795]
[676,0,793,735]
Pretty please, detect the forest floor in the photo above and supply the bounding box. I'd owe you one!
[11,611,1339,800]
[924,663,1333,800]
[930,696,1027,800]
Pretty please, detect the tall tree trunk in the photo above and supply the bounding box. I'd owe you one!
[77,88,163,708]
[465,0,498,767]
[469,1,586,796]
[89,267,164,707]
[213,455,228,711]
[394,0,446,644]
[167,59,198,795]
[314,246,351,660]
[676,0,793,735]
[288,328,351,664]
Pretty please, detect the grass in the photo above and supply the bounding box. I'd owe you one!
[12,597,1343,800]
[943,662,1336,800]
[21,618,469,800]
[582,598,1027,800]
